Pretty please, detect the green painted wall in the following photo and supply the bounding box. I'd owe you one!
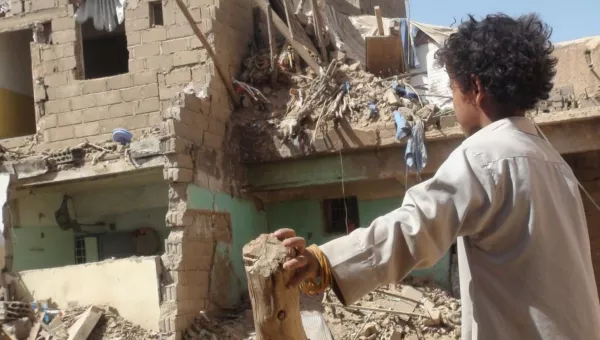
[13,226,75,271]
[187,184,268,307]
[266,196,451,289]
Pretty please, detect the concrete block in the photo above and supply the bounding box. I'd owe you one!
[126,17,150,31]
[161,38,190,55]
[82,78,108,94]
[163,119,203,144]
[107,74,133,90]
[44,72,70,87]
[128,58,146,73]
[126,31,142,46]
[121,86,145,102]
[53,30,77,44]
[51,17,75,31]
[173,51,198,67]
[163,168,194,183]
[202,131,223,149]
[168,24,194,39]
[440,115,458,129]
[101,115,147,133]
[31,0,55,11]
[133,42,160,58]
[133,69,158,86]
[166,210,195,227]
[135,97,160,114]
[81,106,107,122]
[74,122,101,137]
[165,154,194,169]
[57,57,77,71]
[71,94,97,110]
[95,90,122,106]
[45,98,71,114]
[142,27,167,43]
[108,102,135,118]
[57,110,83,126]
[44,126,75,142]
[165,69,191,85]
[145,55,174,72]
[207,119,226,137]
[160,137,193,155]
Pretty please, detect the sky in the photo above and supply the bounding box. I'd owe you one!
[410,0,600,43]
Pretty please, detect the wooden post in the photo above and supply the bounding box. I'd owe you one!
[310,0,328,63]
[374,6,384,36]
[266,4,278,85]
[243,234,307,340]
[174,0,240,107]
[1,174,14,301]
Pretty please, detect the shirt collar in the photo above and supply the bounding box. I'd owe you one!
[469,116,538,140]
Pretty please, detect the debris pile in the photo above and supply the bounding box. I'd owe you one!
[319,280,461,340]
[0,302,163,340]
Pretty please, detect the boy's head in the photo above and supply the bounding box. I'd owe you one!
[435,14,558,136]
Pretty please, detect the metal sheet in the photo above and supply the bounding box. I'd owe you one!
[301,311,334,340]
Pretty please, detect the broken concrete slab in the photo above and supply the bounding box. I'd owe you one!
[67,306,102,340]
[2,317,32,340]
[12,158,49,179]
[129,137,162,159]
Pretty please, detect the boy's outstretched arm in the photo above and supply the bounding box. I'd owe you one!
[277,146,496,305]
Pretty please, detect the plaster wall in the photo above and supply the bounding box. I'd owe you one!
[17,256,162,331]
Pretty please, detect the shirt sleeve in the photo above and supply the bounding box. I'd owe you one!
[319,146,495,305]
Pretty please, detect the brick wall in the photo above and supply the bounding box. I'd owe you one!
[565,150,600,294]
[2,0,252,154]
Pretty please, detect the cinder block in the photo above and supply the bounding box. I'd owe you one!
[74,122,101,137]
[45,98,71,114]
[101,115,147,133]
[165,69,191,85]
[142,27,167,43]
[165,154,194,169]
[163,119,203,144]
[133,69,158,86]
[39,114,57,129]
[108,102,135,118]
[47,83,81,100]
[135,97,160,114]
[107,74,133,90]
[133,43,160,58]
[95,90,122,106]
[163,168,194,183]
[128,58,146,73]
[161,38,189,55]
[44,126,75,142]
[82,78,108,94]
[174,7,201,24]
[126,31,142,46]
[121,86,145,102]
[173,51,198,67]
[207,118,226,137]
[166,210,195,228]
[160,137,193,155]
[82,106,107,122]
[202,131,223,149]
[71,94,97,110]
[145,55,174,72]
[57,110,83,126]
[44,72,70,87]
[167,25,194,39]
[51,17,75,32]
[52,30,77,44]
[125,17,150,31]
[31,0,55,11]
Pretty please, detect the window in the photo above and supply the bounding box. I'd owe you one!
[0,29,36,139]
[75,236,86,264]
[78,19,128,79]
[323,197,360,234]
[149,1,164,27]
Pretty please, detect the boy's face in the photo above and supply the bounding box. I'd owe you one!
[449,78,488,136]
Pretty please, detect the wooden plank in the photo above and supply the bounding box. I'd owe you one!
[374,6,384,35]
[310,0,328,62]
[255,0,321,74]
[67,306,102,340]
[26,321,41,340]
[366,35,405,77]
[266,4,278,84]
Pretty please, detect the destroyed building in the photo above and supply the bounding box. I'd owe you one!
[0,0,598,339]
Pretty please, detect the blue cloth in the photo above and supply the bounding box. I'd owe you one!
[394,18,420,69]
[394,111,411,140]
[405,120,427,173]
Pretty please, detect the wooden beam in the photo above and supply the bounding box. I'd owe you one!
[244,234,307,340]
[174,0,240,107]
[255,0,321,75]
[266,4,278,85]
[67,306,102,340]
[310,0,328,63]
[374,6,384,36]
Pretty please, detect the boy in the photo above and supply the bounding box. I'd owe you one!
[275,13,600,339]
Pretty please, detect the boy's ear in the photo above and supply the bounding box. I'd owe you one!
[472,75,485,106]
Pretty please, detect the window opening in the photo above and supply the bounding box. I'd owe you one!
[323,197,360,234]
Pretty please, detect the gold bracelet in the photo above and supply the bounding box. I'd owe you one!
[299,245,332,296]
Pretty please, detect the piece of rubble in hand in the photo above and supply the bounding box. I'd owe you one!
[361,322,379,337]
[423,300,442,326]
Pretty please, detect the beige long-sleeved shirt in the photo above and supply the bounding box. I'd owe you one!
[320,117,600,339]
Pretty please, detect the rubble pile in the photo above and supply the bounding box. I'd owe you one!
[321,280,461,340]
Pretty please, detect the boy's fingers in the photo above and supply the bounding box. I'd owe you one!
[283,255,308,271]
[282,237,306,253]
[273,228,296,240]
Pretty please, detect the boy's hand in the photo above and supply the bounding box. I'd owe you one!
[273,228,320,287]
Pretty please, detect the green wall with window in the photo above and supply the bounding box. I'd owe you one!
[265,196,451,289]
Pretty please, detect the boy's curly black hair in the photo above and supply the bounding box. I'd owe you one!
[435,13,558,112]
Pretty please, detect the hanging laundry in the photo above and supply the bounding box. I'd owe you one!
[404,119,427,173]
[74,0,126,32]
[394,18,420,70]
[393,111,411,140]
